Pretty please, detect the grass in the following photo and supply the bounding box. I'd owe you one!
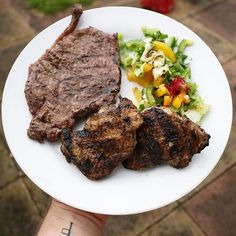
[27,0,92,14]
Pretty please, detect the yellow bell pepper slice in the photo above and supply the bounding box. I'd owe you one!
[127,70,154,88]
[154,41,176,61]
[143,63,153,73]
[132,87,142,102]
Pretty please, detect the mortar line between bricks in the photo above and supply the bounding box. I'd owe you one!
[182,207,208,236]
[6,153,47,217]
[134,204,180,236]
[223,54,236,66]
[179,162,236,205]
[0,175,43,218]
[175,0,227,23]
[0,175,21,191]
[22,177,46,217]
[177,16,236,58]
[134,160,236,236]
[0,34,35,53]
[188,0,227,18]
[11,155,26,177]
[0,132,11,154]
[189,0,236,46]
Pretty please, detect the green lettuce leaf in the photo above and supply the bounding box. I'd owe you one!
[142,26,168,42]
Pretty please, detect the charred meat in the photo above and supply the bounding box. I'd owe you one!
[61,98,143,180]
[25,5,121,142]
[123,106,210,170]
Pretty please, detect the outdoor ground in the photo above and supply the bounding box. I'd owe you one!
[0,0,236,235]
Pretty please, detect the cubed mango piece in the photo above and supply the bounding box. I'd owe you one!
[164,95,172,107]
[154,84,169,97]
[172,95,184,109]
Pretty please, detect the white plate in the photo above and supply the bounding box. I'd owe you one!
[2,7,232,215]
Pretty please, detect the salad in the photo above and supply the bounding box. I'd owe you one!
[119,27,209,124]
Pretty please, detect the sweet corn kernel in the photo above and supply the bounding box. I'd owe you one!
[153,77,164,88]
[172,95,184,109]
[154,84,169,97]
[143,63,153,72]
[164,95,172,107]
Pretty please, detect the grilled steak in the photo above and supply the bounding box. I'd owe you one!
[61,98,143,180]
[123,106,210,170]
[25,5,121,142]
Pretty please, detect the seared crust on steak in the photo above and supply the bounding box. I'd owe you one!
[25,5,121,142]
[123,107,210,170]
[61,98,143,180]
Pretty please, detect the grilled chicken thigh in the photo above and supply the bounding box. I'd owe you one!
[123,106,210,170]
[61,98,143,180]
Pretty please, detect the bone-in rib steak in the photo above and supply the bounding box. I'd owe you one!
[25,5,121,142]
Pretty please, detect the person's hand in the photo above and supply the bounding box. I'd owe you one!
[37,199,108,236]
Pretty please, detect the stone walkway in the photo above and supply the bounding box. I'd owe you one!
[0,0,236,235]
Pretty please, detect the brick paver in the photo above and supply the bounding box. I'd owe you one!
[184,165,236,236]
[92,0,139,7]
[0,179,42,236]
[224,57,236,125]
[0,8,35,51]
[194,0,236,44]
[0,134,18,188]
[140,208,205,236]
[0,0,11,9]
[169,0,223,20]
[104,202,177,236]
[23,177,51,217]
[0,0,236,236]
[0,39,34,98]
[178,125,236,203]
[182,17,236,64]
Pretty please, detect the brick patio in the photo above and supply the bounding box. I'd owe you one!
[0,0,236,235]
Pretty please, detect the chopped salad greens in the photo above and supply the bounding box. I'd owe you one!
[119,26,209,124]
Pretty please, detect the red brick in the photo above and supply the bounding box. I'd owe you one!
[104,202,177,236]
[184,165,236,236]
[182,17,235,64]
[0,133,19,188]
[0,179,42,236]
[0,0,11,10]
[141,208,205,236]
[194,0,236,44]
[23,177,51,217]
[169,0,222,20]
[224,58,236,125]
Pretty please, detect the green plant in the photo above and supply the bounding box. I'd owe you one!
[27,0,92,14]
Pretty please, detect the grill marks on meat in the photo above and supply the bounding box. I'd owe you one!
[60,102,210,180]
[123,107,210,170]
[23,5,211,180]
[25,5,121,142]
[61,98,143,180]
